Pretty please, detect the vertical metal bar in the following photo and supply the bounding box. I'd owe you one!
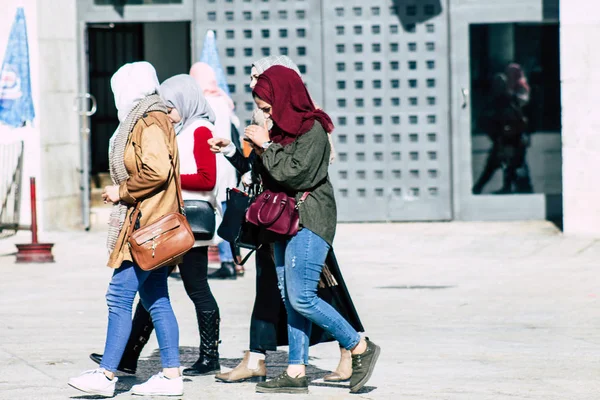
[78,21,92,230]
[29,177,38,244]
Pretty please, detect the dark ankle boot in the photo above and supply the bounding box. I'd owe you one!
[89,302,154,374]
[183,310,221,376]
[208,262,237,280]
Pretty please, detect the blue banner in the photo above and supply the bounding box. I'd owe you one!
[200,30,231,97]
[0,8,35,128]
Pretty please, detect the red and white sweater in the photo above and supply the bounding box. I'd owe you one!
[177,119,221,246]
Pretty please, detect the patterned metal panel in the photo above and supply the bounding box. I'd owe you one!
[195,0,451,222]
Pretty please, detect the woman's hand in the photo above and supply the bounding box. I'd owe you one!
[102,185,120,204]
[244,121,270,147]
[207,137,231,153]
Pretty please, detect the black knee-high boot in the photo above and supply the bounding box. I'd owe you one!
[89,301,154,374]
[182,310,221,376]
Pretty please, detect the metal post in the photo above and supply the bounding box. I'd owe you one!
[29,177,38,244]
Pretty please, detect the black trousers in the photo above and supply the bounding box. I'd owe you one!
[249,245,281,353]
[179,246,219,314]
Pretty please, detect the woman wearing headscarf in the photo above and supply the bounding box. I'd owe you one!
[190,62,242,279]
[86,74,223,379]
[159,74,225,377]
[209,57,357,385]
[68,62,183,397]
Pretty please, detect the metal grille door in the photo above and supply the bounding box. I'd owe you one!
[323,0,451,221]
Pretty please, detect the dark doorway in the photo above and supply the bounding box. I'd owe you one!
[87,21,191,177]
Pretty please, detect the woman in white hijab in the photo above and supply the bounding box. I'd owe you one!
[68,62,183,398]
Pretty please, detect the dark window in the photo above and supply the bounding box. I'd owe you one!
[243,11,252,20]
[279,10,288,19]
[337,98,347,107]
[371,6,380,16]
[424,4,435,15]
[406,24,416,32]
[426,23,434,33]
[428,115,436,124]
[335,7,344,17]
[406,5,417,16]
[261,11,269,20]
[390,61,399,70]
[372,62,381,71]
[390,43,399,52]
[207,12,216,21]
[391,79,400,89]
[297,28,306,38]
[408,42,417,51]
[279,47,288,55]
[225,11,234,21]
[228,84,236,93]
[408,61,417,70]
[296,10,306,19]
[409,79,417,88]
[427,97,436,105]
[390,25,399,34]
[261,29,270,38]
[427,60,435,69]
[226,30,234,39]
[298,65,307,74]
[373,80,382,89]
[409,97,418,106]
[372,43,381,52]
[372,25,381,34]
[261,47,270,56]
[336,26,345,35]
[336,44,345,53]
[355,80,364,89]
[244,29,252,39]
[355,98,364,107]
[354,25,362,35]
[354,44,363,53]
[226,66,235,75]
[355,62,363,71]
[409,115,418,124]
[226,48,235,57]
[373,98,382,107]
[245,84,251,93]
[391,98,400,106]
[426,42,435,51]
[245,102,253,111]
[297,46,306,56]
[353,7,362,16]
[279,29,288,38]
[244,66,252,75]
[244,48,253,57]
[427,79,436,88]
[356,116,365,125]
[392,116,400,125]
[336,62,346,72]
[337,81,346,90]
[374,116,383,125]
[338,116,347,125]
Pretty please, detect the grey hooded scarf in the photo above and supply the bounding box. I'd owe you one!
[160,74,216,135]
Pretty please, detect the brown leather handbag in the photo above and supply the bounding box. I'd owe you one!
[127,157,194,271]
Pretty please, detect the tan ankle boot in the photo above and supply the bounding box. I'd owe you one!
[215,351,266,383]
[323,347,352,382]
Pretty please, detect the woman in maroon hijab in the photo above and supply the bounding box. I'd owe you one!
[244,66,381,394]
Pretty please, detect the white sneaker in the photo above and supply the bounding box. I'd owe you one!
[131,372,183,396]
[68,368,117,397]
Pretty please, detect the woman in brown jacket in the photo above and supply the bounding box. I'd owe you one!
[68,62,183,398]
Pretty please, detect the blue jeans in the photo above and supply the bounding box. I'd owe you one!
[100,261,180,372]
[274,229,361,365]
[218,201,234,263]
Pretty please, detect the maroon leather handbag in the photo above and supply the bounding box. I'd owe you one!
[245,190,310,236]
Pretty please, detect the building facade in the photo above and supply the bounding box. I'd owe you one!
[1,0,577,233]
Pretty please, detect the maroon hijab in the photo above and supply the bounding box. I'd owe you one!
[252,65,333,146]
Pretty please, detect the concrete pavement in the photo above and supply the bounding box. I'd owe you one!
[0,221,599,399]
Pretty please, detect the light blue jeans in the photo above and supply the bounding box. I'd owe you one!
[274,228,361,365]
[218,201,234,263]
[100,261,180,372]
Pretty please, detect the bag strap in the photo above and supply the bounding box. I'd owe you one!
[126,148,183,238]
